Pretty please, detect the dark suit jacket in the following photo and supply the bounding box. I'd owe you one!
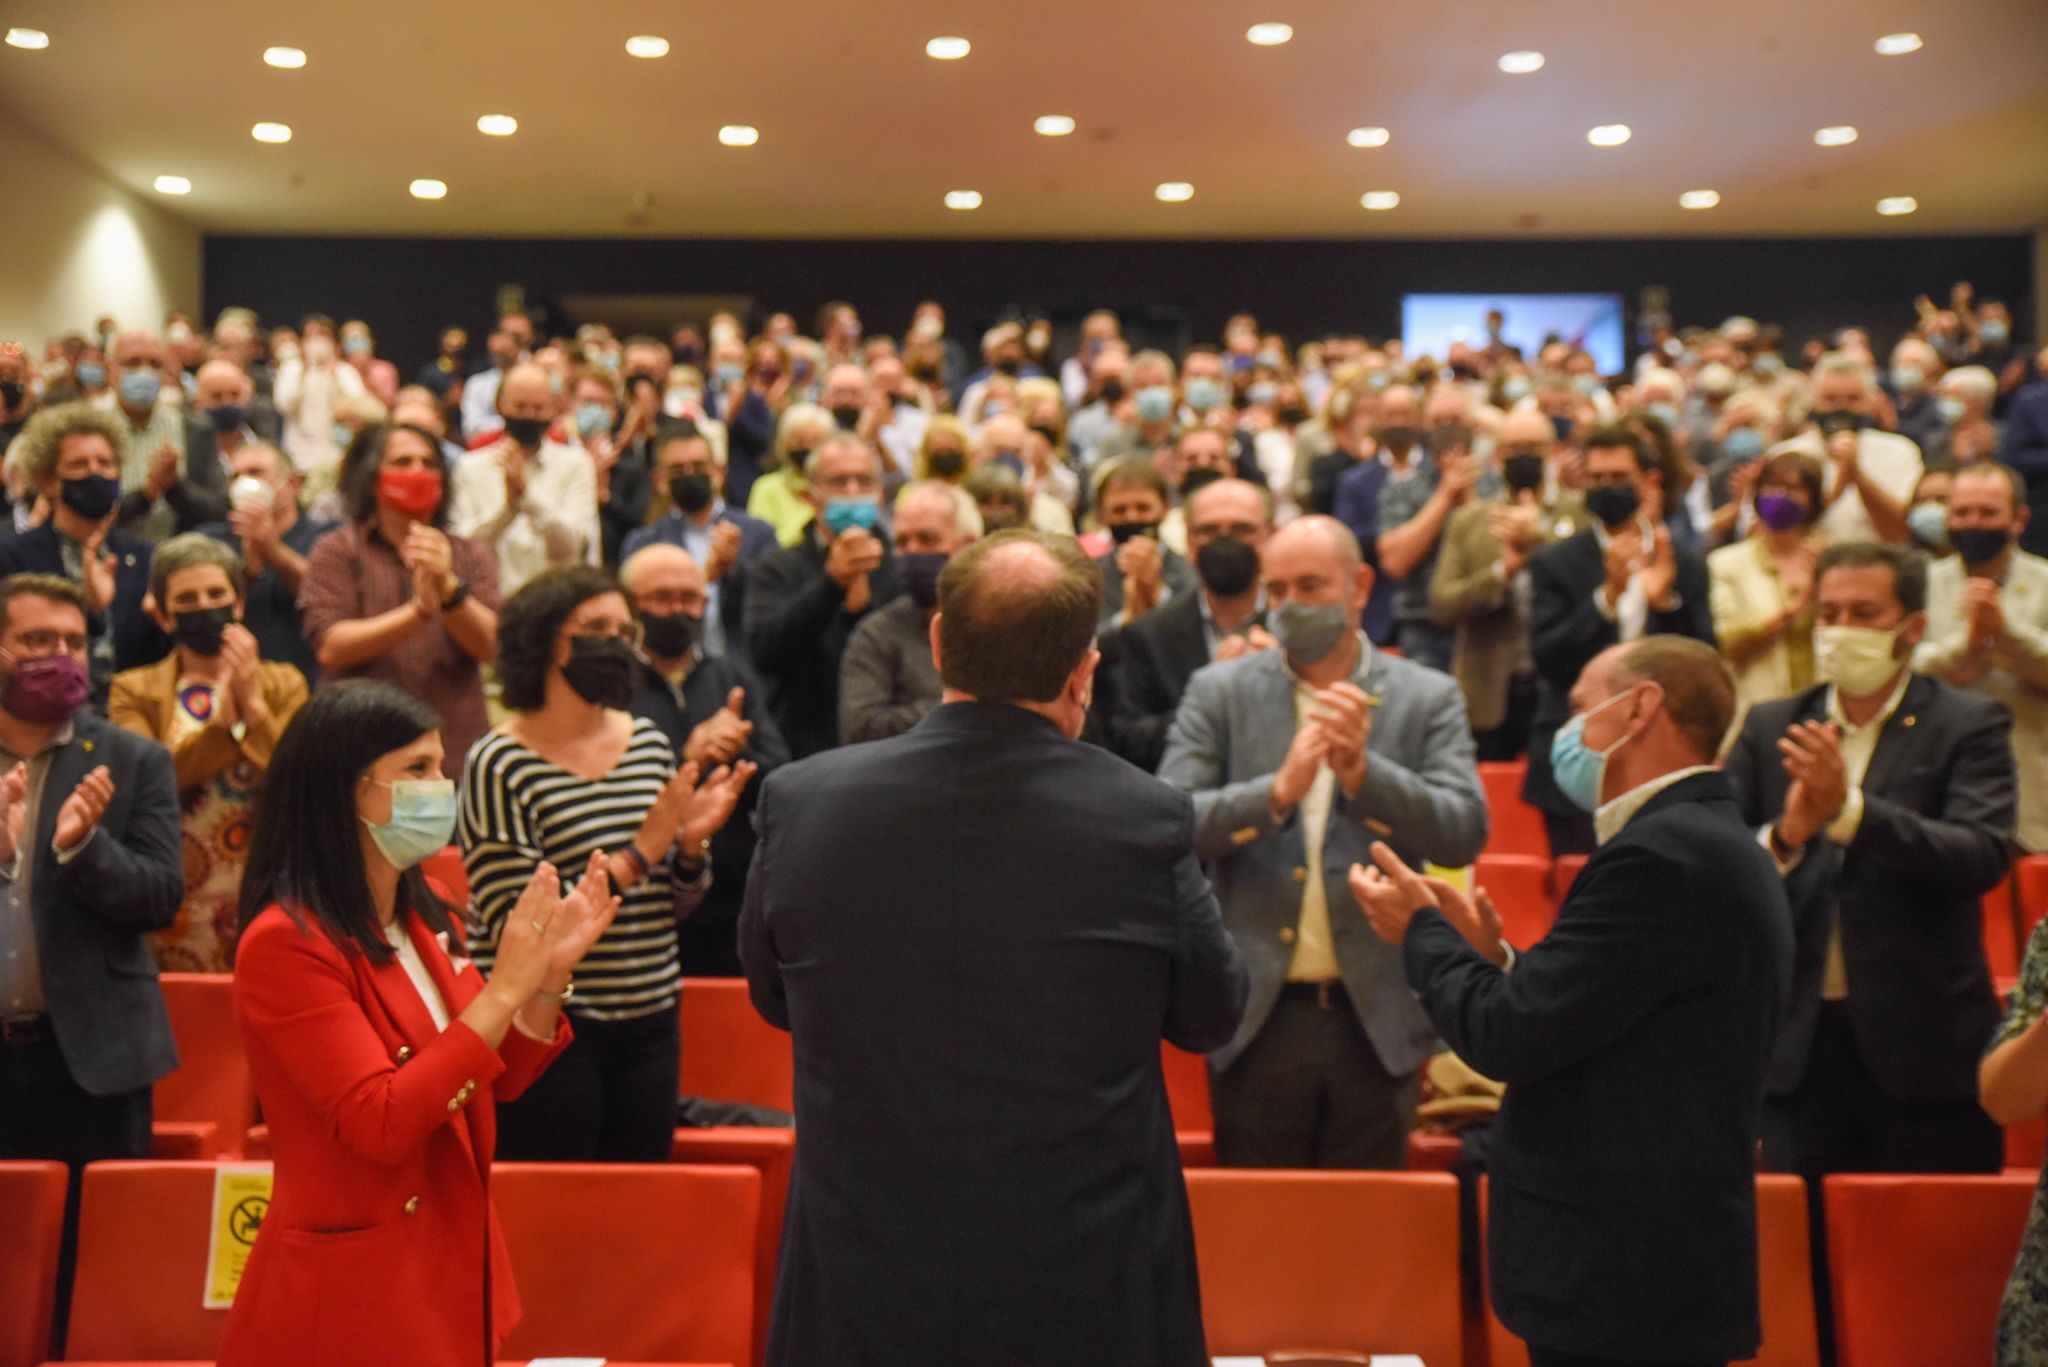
[1110,591,1235,774]
[1093,545,1198,628]
[157,414,283,533]
[0,523,166,692]
[1522,528,1714,814]
[1723,676,2014,1102]
[20,711,186,1096]
[739,702,1247,1367]
[2006,380,2048,556]
[1405,772,1791,1360]
[743,534,903,759]
[622,505,780,667]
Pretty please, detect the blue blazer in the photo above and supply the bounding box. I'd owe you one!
[0,522,166,687]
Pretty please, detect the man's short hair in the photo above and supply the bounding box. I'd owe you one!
[1952,461,2026,510]
[1580,423,1652,473]
[805,431,880,481]
[0,573,89,634]
[1614,636,1737,764]
[938,531,1102,704]
[151,533,244,604]
[1815,541,1928,615]
[14,402,131,483]
[1094,457,1170,504]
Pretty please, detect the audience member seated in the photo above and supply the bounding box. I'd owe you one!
[622,425,778,663]
[1094,458,1197,629]
[1773,353,1921,546]
[461,566,752,1158]
[274,313,365,483]
[621,543,787,976]
[102,330,186,544]
[299,422,500,773]
[200,440,335,686]
[839,480,980,745]
[1524,425,1715,855]
[1160,516,1486,1168]
[748,403,835,547]
[1109,477,1272,773]
[109,534,307,970]
[1916,462,2048,853]
[0,403,162,701]
[1727,542,2012,1178]
[965,463,1032,536]
[1431,407,1589,760]
[1709,451,1826,707]
[449,362,599,597]
[745,433,903,758]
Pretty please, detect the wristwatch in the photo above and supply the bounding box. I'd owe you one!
[440,579,471,612]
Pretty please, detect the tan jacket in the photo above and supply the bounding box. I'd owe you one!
[1430,491,1587,731]
[1708,534,1820,707]
[108,654,308,794]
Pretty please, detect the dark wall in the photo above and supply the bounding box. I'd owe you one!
[203,233,2035,378]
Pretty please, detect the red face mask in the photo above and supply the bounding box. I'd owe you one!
[377,466,443,520]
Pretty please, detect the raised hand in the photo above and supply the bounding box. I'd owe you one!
[1776,721,1846,847]
[1347,841,1439,945]
[1640,525,1678,608]
[0,762,27,864]
[685,687,752,765]
[1270,720,1330,816]
[706,521,742,582]
[489,861,563,1003]
[52,765,114,853]
[543,851,622,990]
[679,760,759,852]
[1312,682,1375,795]
[80,529,118,614]
[1421,876,1510,966]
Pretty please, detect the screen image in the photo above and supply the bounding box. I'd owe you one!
[1401,292,1628,377]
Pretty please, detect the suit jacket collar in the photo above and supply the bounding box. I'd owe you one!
[914,699,1064,741]
[1782,672,1935,795]
[1628,767,1736,826]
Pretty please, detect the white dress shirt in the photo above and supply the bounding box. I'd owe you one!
[448,437,600,596]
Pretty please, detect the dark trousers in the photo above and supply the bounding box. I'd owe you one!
[1210,982,1419,1169]
[496,1006,680,1162]
[1395,619,1454,674]
[1529,1350,1724,1367]
[1,1022,153,1360]
[1475,673,1541,762]
[675,876,745,977]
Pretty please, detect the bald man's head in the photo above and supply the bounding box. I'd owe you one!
[1497,406,1556,449]
[937,531,1102,711]
[194,360,253,410]
[620,543,710,662]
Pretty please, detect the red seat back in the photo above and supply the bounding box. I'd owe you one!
[1984,876,2019,987]
[679,978,794,1113]
[155,973,252,1159]
[1479,760,1547,858]
[420,844,470,908]
[1474,854,1555,950]
[1189,1170,1463,1363]
[66,1161,248,1359]
[1824,1173,2035,1367]
[495,1163,759,1367]
[2018,854,2048,942]
[0,1162,66,1367]
[671,1128,794,1367]
[1161,1043,1212,1135]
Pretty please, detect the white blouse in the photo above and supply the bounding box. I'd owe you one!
[384,920,451,1033]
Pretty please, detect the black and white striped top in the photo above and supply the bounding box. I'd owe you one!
[459,718,700,1021]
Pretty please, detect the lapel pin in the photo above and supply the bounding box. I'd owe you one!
[1902,715,1917,728]
[82,739,94,753]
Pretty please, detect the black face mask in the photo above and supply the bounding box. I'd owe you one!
[1108,521,1160,546]
[831,405,862,431]
[926,448,966,479]
[561,636,636,708]
[1099,378,1127,404]
[60,474,121,521]
[206,404,248,434]
[1377,424,1422,456]
[994,357,1022,377]
[1502,452,1547,494]
[172,605,235,656]
[899,552,947,610]
[0,381,24,410]
[670,472,715,515]
[639,611,700,661]
[1277,405,1309,426]
[1029,423,1061,448]
[1181,467,1226,498]
[783,446,812,472]
[503,415,548,447]
[1195,537,1260,597]
[676,345,702,369]
[1814,410,1866,438]
[1585,483,1642,528]
[980,509,1024,533]
[1949,526,2013,568]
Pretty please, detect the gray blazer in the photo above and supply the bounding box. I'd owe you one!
[1160,642,1489,1075]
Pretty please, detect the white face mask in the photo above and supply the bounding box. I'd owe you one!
[1814,624,1904,697]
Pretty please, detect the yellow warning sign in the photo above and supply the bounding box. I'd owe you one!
[203,1165,273,1308]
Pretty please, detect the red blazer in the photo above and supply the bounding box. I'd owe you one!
[219,892,570,1367]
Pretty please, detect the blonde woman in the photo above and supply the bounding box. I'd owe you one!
[747,403,835,546]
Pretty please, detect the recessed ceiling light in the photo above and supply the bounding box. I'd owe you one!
[476,114,518,137]
[1155,181,1195,203]
[262,46,306,69]
[1498,50,1545,74]
[1034,114,1076,137]
[1347,126,1391,148]
[409,179,448,201]
[1586,124,1632,147]
[251,122,292,144]
[1360,191,1401,211]
[925,35,971,60]
[1876,195,1918,216]
[1874,32,1923,56]
[1246,22,1293,46]
[153,176,191,196]
[5,27,50,50]
[1814,125,1859,147]
[624,35,669,59]
[944,190,983,210]
[1679,189,1721,210]
[718,124,759,147]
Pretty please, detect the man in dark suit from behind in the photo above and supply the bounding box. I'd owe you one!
[740,529,1248,1367]
[1356,635,1791,1367]
[1110,477,1273,772]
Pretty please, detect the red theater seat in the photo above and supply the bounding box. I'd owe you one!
[494,1163,759,1367]
[153,974,251,1161]
[670,1128,793,1367]
[1474,854,1554,950]
[420,844,470,907]
[1984,876,2019,990]
[1480,761,1547,858]
[2018,855,2048,942]
[1188,1170,1462,1363]
[1824,1173,2034,1367]
[0,1162,66,1367]
[64,1162,245,1361]
[679,978,793,1113]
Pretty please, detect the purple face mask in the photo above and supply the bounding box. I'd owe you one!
[3,652,89,725]
[1754,492,1808,532]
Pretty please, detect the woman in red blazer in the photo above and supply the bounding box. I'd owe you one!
[219,681,618,1367]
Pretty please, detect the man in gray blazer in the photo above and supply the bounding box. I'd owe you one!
[1161,515,1489,1167]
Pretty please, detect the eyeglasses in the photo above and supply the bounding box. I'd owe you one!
[8,630,89,655]
[568,625,638,645]
[813,472,880,495]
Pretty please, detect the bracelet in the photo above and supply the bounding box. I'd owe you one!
[440,579,471,612]
[618,844,651,881]
[536,980,574,1004]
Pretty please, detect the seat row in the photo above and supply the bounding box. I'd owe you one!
[3,1160,2034,1367]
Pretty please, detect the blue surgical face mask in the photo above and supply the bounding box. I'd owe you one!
[823,496,881,536]
[1573,374,1605,398]
[1891,365,1926,394]
[362,777,457,869]
[1184,377,1227,413]
[1549,687,1639,813]
[1247,382,1278,407]
[713,362,746,388]
[575,402,612,438]
[118,368,161,406]
[1937,395,1967,425]
[74,361,107,390]
[1752,353,1785,378]
[1135,386,1174,424]
[332,423,354,452]
[1721,427,1766,463]
[1645,400,1681,430]
[342,335,372,358]
[1980,320,2010,346]
[1906,500,1949,551]
[1501,376,1533,402]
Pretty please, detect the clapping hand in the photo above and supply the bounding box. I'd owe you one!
[52,765,114,854]
[1310,682,1374,796]
[0,763,26,864]
[684,687,753,766]
[543,851,622,991]
[679,760,759,853]
[1347,842,1440,945]
[1639,525,1678,609]
[1775,721,1847,848]
[1212,625,1277,663]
